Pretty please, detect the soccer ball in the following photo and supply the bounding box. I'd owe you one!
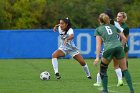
[40,71,50,80]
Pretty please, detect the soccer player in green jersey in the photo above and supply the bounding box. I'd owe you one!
[94,9,124,87]
[116,12,129,68]
[94,13,134,93]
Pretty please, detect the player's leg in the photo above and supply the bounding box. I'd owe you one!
[100,48,114,93]
[119,58,134,93]
[94,50,104,86]
[115,47,134,93]
[124,44,129,68]
[113,58,123,86]
[52,49,65,79]
[122,47,129,77]
[73,54,91,79]
[125,51,129,67]
[100,58,110,93]
[93,72,102,86]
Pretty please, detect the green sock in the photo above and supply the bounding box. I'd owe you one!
[102,76,108,92]
[122,61,128,77]
[123,69,134,92]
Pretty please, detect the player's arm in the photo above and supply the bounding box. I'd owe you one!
[94,36,102,66]
[66,34,74,41]
[123,28,129,41]
[64,29,74,45]
[53,24,60,32]
[119,32,127,46]
[64,34,74,45]
[114,21,124,32]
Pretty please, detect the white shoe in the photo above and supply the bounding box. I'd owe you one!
[117,79,124,87]
[93,83,101,86]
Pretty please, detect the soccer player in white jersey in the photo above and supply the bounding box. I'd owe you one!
[93,9,124,87]
[52,18,92,79]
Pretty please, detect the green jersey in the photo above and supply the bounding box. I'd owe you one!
[121,22,129,36]
[121,22,129,52]
[94,24,122,52]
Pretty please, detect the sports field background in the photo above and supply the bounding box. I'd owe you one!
[0,58,139,93]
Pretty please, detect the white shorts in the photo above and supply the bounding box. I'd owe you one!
[58,47,80,57]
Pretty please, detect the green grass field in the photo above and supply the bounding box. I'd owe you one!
[0,58,139,93]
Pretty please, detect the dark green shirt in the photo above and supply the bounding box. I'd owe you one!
[94,24,122,52]
[121,22,129,37]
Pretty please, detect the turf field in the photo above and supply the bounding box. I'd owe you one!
[0,58,139,93]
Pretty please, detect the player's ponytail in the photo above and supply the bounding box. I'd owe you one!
[98,13,110,25]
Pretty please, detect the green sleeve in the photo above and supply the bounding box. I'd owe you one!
[123,27,129,36]
[116,28,121,33]
[94,28,100,37]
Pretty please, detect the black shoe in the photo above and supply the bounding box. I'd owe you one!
[130,90,134,93]
[87,76,92,79]
[55,73,61,79]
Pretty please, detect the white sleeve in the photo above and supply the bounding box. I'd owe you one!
[67,28,74,35]
[114,21,124,32]
[58,26,62,33]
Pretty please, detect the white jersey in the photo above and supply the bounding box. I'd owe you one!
[114,21,124,32]
[58,26,79,56]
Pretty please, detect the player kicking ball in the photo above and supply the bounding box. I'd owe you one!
[52,17,92,80]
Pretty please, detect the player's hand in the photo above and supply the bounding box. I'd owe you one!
[94,58,99,66]
[53,24,60,32]
[64,39,68,45]
[53,27,57,32]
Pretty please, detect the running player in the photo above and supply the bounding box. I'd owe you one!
[52,18,92,79]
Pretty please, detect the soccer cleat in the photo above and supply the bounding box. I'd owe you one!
[55,73,61,79]
[93,83,102,87]
[130,91,134,93]
[130,90,134,93]
[101,90,108,93]
[87,76,92,79]
[117,79,124,87]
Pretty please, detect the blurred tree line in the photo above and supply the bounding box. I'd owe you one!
[0,0,139,29]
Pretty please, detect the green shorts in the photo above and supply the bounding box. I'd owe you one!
[103,47,125,61]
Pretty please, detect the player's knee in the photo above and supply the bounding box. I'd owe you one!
[100,61,108,79]
[52,53,58,58]
[80,62,86,66]
[113,62,119,69]
[78,60,86,66]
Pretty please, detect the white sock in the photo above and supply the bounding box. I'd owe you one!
[115,68,122,81]
[97,73,101,84]
[52,58,58,74]
[82,64,91,77]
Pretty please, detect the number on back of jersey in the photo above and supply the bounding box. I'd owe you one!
[105,26,113,35]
